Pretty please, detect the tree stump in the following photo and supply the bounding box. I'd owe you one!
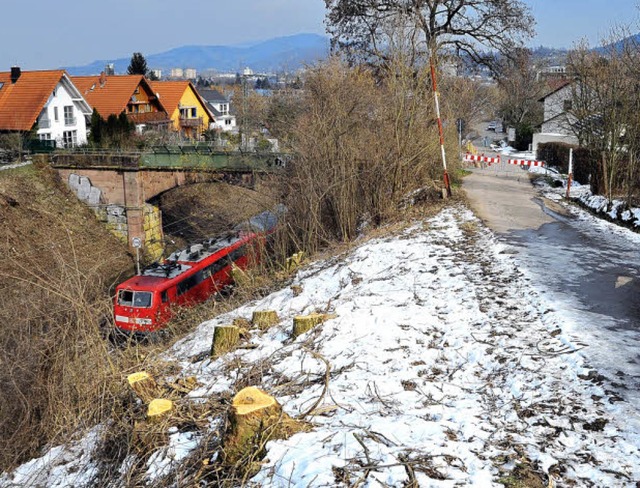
[147,398,174,423]
[285,252,305,272]
[127,372,160,403]
[292,313,326,338]
[211,325,241,357]
[231,263,251,286]
[251,310,279,330]
[222,387,299,466]
[291,285,303,296]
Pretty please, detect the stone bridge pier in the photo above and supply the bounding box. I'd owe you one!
[56,166,239,261]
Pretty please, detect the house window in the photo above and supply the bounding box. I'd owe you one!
[225,119,231,125]
[563,99,572,111]
[191,108,197,118]
[63,106,75,126]
[220,104,228,115]
[39,133,51,141]
[54,106,59,122]
[63,130,77,148]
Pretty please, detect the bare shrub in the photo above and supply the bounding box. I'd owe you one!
[276,57,457,254]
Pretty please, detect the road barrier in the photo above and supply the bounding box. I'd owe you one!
[508,159,545,167]
[464,153,501,165]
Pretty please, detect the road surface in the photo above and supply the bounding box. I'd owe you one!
[464,168,640,407]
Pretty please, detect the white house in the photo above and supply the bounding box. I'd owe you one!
[0,68,92,148]
[198,88,237,132]
[533,80,579,152]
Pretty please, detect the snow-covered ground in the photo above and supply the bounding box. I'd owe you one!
[3,205,639,487]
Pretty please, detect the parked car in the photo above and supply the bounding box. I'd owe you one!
[486,121,497,131]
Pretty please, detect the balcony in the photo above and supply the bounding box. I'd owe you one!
[180,117,203,128]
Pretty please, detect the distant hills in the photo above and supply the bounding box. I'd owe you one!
[65,34,330,76]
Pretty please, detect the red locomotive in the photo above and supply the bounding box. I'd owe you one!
[113,208,281,333]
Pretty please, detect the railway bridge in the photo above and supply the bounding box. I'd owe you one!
[47,147,286,260]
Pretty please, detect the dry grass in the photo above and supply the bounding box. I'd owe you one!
[0,162,135,470]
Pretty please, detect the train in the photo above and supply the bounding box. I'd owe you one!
[113,208,282,334]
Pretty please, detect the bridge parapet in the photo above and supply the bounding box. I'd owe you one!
[50,146,288,172]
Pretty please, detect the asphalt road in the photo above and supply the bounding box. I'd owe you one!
[464,169,640,407]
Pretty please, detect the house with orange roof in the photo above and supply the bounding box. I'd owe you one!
[150,81,215,139]
[71,74,171,132]
[0,67,92,147]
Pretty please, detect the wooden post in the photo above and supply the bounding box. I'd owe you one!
[211,325,241,357]
[127,372,160,403]
[251,310,279,330]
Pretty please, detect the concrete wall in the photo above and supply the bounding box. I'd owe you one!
[533,133,579,154]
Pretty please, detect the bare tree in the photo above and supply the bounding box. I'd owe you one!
[567,42,634,199]
[324,0,535,66]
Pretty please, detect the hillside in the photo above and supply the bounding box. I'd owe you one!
[65,34,330,75]
[0,161,133,469]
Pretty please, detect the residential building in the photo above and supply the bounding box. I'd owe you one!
[0,67,92,148]
[72,73,171,132]
[171,68,184,79]
[198,88,237,132]
[184,68,197,80]
[151,81,215,139]
[533,80,579,152]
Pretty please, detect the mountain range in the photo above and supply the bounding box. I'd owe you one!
[65,34,330,76]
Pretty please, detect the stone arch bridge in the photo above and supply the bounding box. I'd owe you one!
[47,148,285,260]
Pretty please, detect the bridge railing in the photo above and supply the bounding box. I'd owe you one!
[50,145,289,172]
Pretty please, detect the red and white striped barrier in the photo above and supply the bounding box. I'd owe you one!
[508,159,545,167]
[464,153,501,165]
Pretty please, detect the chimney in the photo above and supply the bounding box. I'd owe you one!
[10,66,21,84]
[99,71,107,88]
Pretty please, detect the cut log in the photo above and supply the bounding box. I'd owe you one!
[251,310,279,330]
[223,387,300,466]
[147,398,174,423]
[127,371,160,403]
[292,313,326,338]
[211,325,241,357]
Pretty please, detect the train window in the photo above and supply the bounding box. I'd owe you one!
[228,245,246,262]
[118,290,152,308]
[133,292,152,308]
[177,271,205,296]
[205,257,228,276]
[118,290,134,306]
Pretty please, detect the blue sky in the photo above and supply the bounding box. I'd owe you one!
[1,0,637,70]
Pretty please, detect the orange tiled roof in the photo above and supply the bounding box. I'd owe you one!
[72,75,166,117]
[150,81,190,114]
[151,81,215,119]
[0,70,65,131]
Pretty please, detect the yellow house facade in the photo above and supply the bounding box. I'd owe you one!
[151,81,214,139]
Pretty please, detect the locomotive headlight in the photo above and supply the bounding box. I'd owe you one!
[134,318,153,325]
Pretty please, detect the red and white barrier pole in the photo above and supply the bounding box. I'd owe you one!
[430,54,452,197]
[566,148,573,199]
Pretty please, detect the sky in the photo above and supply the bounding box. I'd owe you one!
[0,0,638,70]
